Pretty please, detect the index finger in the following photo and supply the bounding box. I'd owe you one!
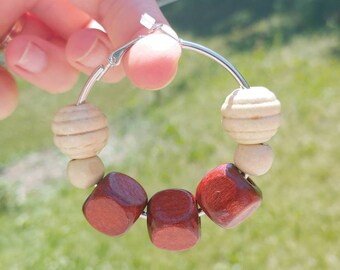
[0,0,38,40]
[70,0,181,90]
[30,0,91,39]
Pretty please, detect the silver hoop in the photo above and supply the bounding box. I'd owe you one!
[76,13,250,106]
[51,14,280,244]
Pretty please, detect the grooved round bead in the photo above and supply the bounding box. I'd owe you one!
[52,103,109,159]
[234,144,273,176]
[196,163,262,228]
[147,189,200,251]
[221,86,281,144]
[67,156,105,189]
[83,172,148,236]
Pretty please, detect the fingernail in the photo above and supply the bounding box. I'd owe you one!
[16,42,47,73]
[76,38,109,68]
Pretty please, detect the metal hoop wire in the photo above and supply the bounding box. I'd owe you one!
[75,14,251,219]
[76,14,250,105]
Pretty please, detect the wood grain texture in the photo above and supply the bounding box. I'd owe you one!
[221,86,281,144]
[52,103,109,159]
[67,156,105,189]
[147,189,200,251]
[196,163,262,228]
[83,172,147,236]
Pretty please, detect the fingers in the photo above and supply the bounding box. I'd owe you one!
[5,35,78,93]
[30,0,91,39]
[0,0,90,119]
[2,0,91,93]
[0,0,38,37]
[124,29,181,89]
[71,0,168,47]
[0,66,18,120]
[65,28,125,83]
[19,13,53,40]
[1,0,180,121]
[0,3,37,120]
[70,0,182,90]
[3,0,91,94]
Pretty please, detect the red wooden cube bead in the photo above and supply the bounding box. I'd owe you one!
[147,189,200,251]
[83,172,147,236]
[196,163,262,228]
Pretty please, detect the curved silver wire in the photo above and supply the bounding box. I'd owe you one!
[139,209,205,219]
[76,13,250,105]
[179,39,250,89]
[77,35,144,105]
[75,14,251,219]
[77,65,105,106]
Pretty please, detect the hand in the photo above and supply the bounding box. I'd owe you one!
[0,0,181,119]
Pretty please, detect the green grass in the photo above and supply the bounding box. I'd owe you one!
[1,20,340,270]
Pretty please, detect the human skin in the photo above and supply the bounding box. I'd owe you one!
[0,0,181,119]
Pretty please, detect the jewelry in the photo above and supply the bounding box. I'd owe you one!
[0,19,24,51]
[0,19,24,65]
[52,14,281,251]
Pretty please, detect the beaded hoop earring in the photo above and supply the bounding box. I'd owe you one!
[52,14,281,251]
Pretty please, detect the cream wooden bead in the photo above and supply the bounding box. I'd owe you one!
[67,156,105,189]
[52,103,109,159]
[221,86,281,144]
[234,144,273,176]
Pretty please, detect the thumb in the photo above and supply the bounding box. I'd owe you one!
[70,0,181,90]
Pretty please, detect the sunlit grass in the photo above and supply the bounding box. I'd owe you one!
[0,28,339,270]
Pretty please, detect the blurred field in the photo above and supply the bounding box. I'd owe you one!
[0,1,339,270]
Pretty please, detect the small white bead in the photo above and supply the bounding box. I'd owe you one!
[234,144,274,176]
[221,86,281,144]
[67,156,105,189]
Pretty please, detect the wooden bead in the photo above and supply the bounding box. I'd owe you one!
[221,86,281,144]
[67,156,105,189]
[147,189,200,251]
[234,144,273,176]
[196,163,262,228]
[83,172,147,236]
[52,103,109,159]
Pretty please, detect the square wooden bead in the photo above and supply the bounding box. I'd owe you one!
[196,163,262,228]
[83,172,147,236]
[147,189,200,251]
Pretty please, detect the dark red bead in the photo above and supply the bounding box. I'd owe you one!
[147,189,200,251]
[83,172,147,236]
[196,163,262,228]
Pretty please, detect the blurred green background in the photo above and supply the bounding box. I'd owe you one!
[0,0,339,269]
